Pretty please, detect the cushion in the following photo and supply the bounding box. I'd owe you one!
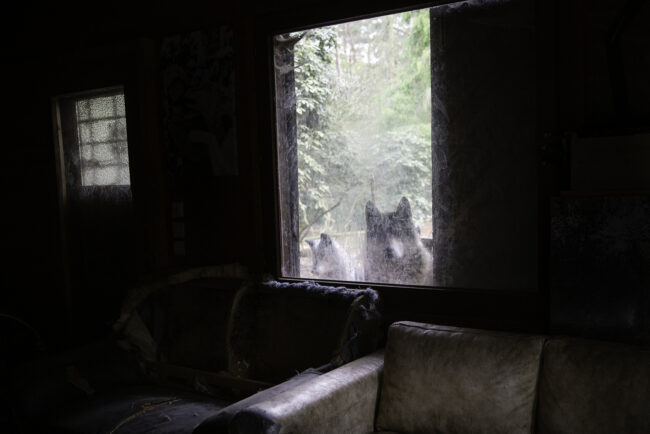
[376,321,545,434]
[537,337,650,434]
[227,281,381,383]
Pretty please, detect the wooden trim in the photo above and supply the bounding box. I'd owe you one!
[262,0,463,35]
[51,98,73,329]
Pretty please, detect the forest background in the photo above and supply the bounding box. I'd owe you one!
[292,8,433,269]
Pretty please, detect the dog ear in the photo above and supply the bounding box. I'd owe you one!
[306,239,315,249]
[396,197,412,219]
[320,233,332,246]
[366,201,380,225]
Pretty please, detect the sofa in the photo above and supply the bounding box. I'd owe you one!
[230,320,650,434]
[12,265,381,433]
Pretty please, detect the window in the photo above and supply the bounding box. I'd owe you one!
[74,91,131,186]
[53,86,137,321]
[275,0,539,290]
[276,9,433,286]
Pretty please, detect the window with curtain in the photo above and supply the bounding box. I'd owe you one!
[274,0,538,291]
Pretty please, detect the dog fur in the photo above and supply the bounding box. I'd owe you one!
[365,197,433,285]
[306,233,355,281]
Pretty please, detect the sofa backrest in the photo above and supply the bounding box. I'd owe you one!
[226,281,381,384]
[139,277,242,371]
[537,336,650,434]
[116,270,381,393]
[375,321,545,434]
[115,264,252,372]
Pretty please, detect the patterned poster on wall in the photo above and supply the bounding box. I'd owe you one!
[160,26,237,177]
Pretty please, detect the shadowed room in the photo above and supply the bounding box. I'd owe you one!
[2,0,649,433]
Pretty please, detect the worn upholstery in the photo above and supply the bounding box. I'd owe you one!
[195,281,381,433]
[537,337,650,434]
[17,267,382,434]
[229,320,650,434]
[375,321,545,434]
[227,280,381,383]
[229,350,384,434]
[193,369,322,434]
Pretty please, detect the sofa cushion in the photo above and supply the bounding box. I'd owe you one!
[227,281,381,383]
[537,337,650,434]
[376,321,545,434]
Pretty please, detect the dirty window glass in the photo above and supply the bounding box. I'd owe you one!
[275,8,434,286]
[75,92,131,186]
[275,0,538,290]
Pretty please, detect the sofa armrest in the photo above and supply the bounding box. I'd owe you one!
[193,369,322,434]
[229,350,384,434]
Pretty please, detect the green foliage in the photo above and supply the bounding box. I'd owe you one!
[293,8,432,240]
[294,28,358,236]
[366,129,432,224]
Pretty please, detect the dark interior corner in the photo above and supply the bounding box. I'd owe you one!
[2,0,649,431]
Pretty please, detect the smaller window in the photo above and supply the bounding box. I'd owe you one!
[74,91,131,186]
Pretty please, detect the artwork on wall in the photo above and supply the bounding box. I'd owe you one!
[161,26,237,177]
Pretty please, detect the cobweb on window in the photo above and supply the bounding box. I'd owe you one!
[75,93,131,186]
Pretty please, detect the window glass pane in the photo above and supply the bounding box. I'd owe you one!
[276,8,433,286]
[78,118,127,143]
[115,94,126,117]
[88,95,120,118]
[76,99,91,121]
[81,165,131,187]
[75,92,131,186]
[79,142,129,164]
[276,0,538,290]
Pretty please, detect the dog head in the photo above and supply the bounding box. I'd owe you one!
[306,233,343,278]
[366,197,419,261]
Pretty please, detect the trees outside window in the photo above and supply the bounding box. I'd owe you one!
[275,0,539,291]
[276,9,433,284]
